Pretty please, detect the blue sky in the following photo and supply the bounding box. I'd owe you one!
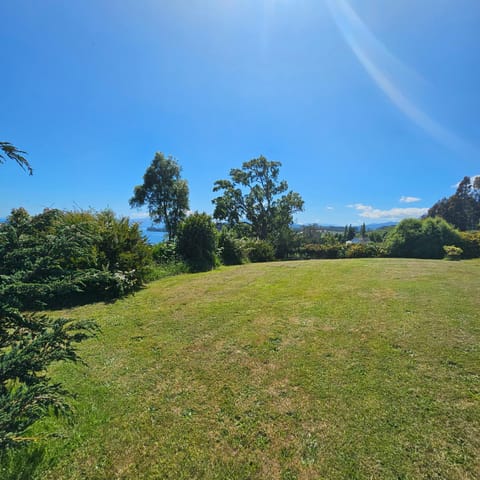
[1,0,479,225]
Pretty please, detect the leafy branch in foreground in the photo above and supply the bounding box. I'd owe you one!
[0,305,98,448]
[0,142,33,175]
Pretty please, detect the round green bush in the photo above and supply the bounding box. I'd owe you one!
[177,213,218,272]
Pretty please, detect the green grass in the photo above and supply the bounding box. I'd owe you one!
[18,259,480,479]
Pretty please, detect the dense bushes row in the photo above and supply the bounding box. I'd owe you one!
[0,208,151,309]
[3,209,478,310]
[160,215,480,272]
[301,242,387,259]
[298,218,480,261]
[161,214,276,272]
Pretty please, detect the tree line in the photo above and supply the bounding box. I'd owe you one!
[130,151,480,268]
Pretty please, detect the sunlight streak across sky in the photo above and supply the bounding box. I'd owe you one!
[326,0,475,156]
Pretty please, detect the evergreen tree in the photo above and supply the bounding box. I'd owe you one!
[428,176,480,231]
[360,222,367,240]
[0,144,96,450]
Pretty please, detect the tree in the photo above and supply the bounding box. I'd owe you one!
[130,153,189,240]
[0,142,33,175]
[428,176,480,231]
[343,224,355,241]
[360,222,366,240]
[212,156,304,241]
[177,212,218,272]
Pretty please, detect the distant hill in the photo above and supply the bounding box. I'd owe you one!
[365,221,398,230]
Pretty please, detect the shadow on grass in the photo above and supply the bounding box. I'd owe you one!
[0,445,47,480]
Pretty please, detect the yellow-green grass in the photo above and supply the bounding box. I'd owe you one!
[25,259,480,478]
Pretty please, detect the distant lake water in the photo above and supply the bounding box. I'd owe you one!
[137,223,168,244]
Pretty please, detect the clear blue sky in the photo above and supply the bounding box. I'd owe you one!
[1,0,479,225]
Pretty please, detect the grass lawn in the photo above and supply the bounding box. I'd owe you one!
[13,258,480,479]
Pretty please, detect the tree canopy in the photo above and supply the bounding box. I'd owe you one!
[130,153,189,240]
[212,156,304,241]
[428,176,480,231]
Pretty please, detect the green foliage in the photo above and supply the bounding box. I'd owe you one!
[299,224,323,244]
[345,243,384,258]
[359,222,366,240]
[301,243,345,259]
[344,224,356,241]
[151,240,178,264]
[271,226,301,259]
[218,229,247,265]
[298,225,347,247]
[0,143,96,461]
[0,305,97,448]
[144,261,189,282]
[428,176,480,231]
[0,142,32,175]
[0,208,151,309]
[130,152,189,240]
[443,245,463,260]
[385,217,462,259]
[368,228,390,243]
[244,239,275,263]
[458,231,480,259]
[212,156,304,241]
[301,242,386,259]
[146,240,188,280]
[0,444,45,480]
[177,213,218,272]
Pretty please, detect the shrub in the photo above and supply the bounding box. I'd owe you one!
[385,217,462,259]
[0,208,152,309]
[345,243,380,258]
[177,212,218,272]
[301,243,345,259]
[218,229,247,265]
[458,231,480,259]
[245,239,275,263]
[271,228,301,260]
[151,240,178,264]
[443,245,463,260]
